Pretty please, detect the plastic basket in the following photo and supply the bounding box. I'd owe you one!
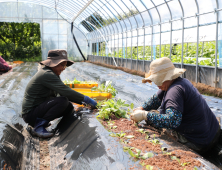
[65,83,98,88]
[72,88,99,92]
[13,61,24,64]
[80,92,112,100]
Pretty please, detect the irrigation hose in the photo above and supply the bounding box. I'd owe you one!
[71,22,87,61]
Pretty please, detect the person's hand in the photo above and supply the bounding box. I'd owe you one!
[130,110,148,123]
[133,107,144,112]
[83,96,97,109]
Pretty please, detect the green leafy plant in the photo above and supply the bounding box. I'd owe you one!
[109,131,126,138]
[107,120,117,129]
[181,162,191,167]
[136,129,149,134]
[0,22,41,61]
[97,99,133,120]
[125,135,134,139]
[149,134,163,145]
[91,81,118,97]
[63,78,97,84]
[128,148,141,159]
[171,156,180,163]
[141,152,154,160]
[97,41,220,67]
[146,165,154,170]
[126,147,154,160]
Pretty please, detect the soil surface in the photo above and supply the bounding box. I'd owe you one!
[101,116,202,170]
[39,139,50,170]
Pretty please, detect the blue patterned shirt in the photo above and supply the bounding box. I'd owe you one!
[142,93,182,129]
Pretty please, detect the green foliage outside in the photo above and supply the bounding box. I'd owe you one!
[0,22,41,62]
[91,81,118,97]
[94,41,218,67]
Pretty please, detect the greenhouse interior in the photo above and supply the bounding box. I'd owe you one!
[1,0,222,169]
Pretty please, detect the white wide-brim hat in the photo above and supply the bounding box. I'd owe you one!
[142,57,186,86]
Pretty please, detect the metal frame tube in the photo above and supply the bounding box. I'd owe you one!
[215,0,219,87]
[194,0,200,83]
[177,0,185,69]
[72,0,95,22]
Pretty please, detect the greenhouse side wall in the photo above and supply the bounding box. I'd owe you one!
[88,55,222,89]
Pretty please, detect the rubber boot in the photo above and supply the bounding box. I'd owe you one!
[31,118,54,138]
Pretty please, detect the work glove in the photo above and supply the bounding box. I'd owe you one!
[83,96,97,109]
[130,110,148,123]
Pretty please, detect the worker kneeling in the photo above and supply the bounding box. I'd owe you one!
[21,49,97,138]
[131,57,220,154]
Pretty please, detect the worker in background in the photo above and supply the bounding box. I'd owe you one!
[0,56,12,73]
[131,57,220,154]
[21,49,97,138]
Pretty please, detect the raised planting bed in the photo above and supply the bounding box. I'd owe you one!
[94,97,220,170]
[100,117,206,170]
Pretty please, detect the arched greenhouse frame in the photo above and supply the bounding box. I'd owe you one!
[1,1,222,170]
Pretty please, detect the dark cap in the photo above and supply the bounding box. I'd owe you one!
[40,49,74,67]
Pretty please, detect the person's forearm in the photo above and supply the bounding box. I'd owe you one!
[146,107,182,129]
[142,93,161,111]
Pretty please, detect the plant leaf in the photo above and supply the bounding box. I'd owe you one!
[109,133,116,137]
[113,126,117,129]
[125,135,134,139]
[146,165,153,170]
[128,149,135,157]
[142,152,154,159]
[130,103,134,110]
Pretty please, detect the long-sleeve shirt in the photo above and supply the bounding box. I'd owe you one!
[142,93,182,129]
[143,77,219,146]
[0,56,12,72]
[22,66,84,114]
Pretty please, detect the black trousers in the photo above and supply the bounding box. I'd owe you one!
[22,96,74,127]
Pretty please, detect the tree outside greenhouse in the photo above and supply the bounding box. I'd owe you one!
[0,22,41,61]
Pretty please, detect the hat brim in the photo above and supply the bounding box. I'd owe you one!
[40,58,74,67]
[142,68,186,86]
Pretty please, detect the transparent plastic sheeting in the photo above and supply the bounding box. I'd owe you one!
[0,2,88,61]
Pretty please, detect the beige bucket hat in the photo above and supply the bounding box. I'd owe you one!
[40,49,74,67]
[142,57,186,86]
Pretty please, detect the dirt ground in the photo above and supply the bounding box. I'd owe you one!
[39,139,50,170]
[101,116,203,170]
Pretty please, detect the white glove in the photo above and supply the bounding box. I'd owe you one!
[130,110,148,122]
